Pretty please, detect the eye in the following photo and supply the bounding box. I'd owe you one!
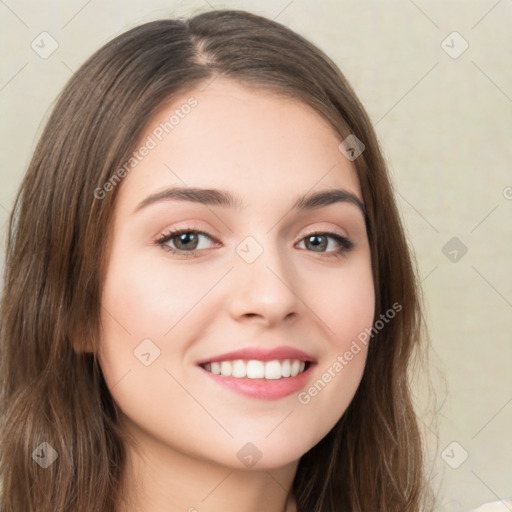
[297,231,354,258]
[154,227,354,259]
[155,228,218,257]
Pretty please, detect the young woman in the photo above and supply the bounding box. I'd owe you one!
[0,9,436,512]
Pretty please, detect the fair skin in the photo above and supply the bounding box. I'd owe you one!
[96,78,375,512]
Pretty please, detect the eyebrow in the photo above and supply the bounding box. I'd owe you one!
[134,186,366,217]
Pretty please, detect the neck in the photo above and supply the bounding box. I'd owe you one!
[117,427,298,512]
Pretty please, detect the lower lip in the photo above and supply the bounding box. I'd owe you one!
[199,364,314,400]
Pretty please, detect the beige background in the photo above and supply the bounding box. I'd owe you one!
[1,1,511,510]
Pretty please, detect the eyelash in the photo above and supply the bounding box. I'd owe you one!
[154,227,354,259]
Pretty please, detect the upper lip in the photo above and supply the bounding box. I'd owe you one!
[197,345,317,365]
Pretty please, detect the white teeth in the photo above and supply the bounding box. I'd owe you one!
[220,361,232,377]
[290,360,300,377]
[232,359,247,378]
[203,359,308,379]
[246,360,265,379]
[281,359,291,377]
[264,360,282,380]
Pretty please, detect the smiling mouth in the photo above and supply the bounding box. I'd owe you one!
[200,359,311,380]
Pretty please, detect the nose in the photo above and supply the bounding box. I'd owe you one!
[227,240,303,327]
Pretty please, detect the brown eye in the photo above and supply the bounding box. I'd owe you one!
[155,229,218,257]
[298,232,354,256]
[172,232,201,251]
[304,234,328,252]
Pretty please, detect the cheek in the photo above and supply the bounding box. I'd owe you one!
[100,249,221,341]
[97,251,217,452]
[97,250,190,390]
[97,249,230,405]
[294,256,374,428]
[307,256,375,348]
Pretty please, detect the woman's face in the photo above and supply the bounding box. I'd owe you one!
[97,78,375,469]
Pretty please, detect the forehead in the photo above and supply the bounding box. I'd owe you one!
[117,77,362,210]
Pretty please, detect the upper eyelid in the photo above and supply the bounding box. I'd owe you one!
[156,227,352,248]
[300,226,348,239]
[155,227,218,245]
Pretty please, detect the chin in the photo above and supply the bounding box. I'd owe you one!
[216,432,320,471]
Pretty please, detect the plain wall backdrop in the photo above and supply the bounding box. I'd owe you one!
[1,1,511,510]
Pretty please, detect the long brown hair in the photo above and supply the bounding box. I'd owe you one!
[0,9,435,511]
